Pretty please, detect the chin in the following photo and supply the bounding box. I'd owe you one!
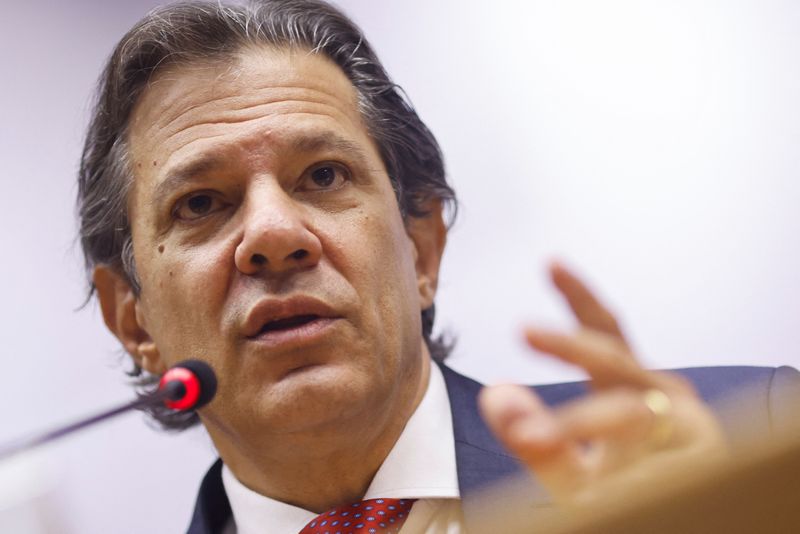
[251,362,381,432]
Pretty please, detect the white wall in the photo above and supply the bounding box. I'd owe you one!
[0,1,797,532]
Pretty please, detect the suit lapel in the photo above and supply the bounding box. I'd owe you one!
[439,362,528,496]
[186,459,230,534]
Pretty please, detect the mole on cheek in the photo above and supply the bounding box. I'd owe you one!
[152,160,158,167]
[169,271,174,277]
[158,245,165,253]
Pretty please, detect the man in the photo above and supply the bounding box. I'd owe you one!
[77,1,800,532]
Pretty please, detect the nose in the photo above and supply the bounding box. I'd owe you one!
[234,185,322,276]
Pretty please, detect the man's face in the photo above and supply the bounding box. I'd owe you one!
[105,46,443,443]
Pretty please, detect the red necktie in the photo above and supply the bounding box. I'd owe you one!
[298,498,416,534]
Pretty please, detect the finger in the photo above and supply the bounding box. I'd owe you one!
[555,388,659,444]
[479,384,567,459]
[550,261,626,341]
[524,326,650,388]
[478,384,590,497]
[554,389,670,478]
[554,388,725,478]
[525,324,696,395]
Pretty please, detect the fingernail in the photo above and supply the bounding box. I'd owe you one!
[523,416,558,441]
[481,385,536,423]
[523,326,549,344]
[493,384,539,409]
[524,326,541,336]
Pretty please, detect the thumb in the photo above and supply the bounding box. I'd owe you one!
[479,384,589,498]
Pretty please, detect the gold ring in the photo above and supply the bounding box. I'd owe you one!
[643,388,674,447]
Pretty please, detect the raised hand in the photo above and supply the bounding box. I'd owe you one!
[478,262,726,502]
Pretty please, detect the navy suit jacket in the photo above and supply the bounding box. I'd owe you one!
[186,364,800,533]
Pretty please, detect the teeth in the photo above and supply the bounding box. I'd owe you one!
[260,315,319,333]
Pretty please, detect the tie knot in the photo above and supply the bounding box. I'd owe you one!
[299,498,416,534]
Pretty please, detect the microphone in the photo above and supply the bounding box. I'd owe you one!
[0,359,217,461]
[158,359,217,411]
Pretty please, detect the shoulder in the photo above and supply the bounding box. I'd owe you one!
[673,365,800,442]
[440,362,800,442]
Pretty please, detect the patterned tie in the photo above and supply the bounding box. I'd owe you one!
[298,498,416,534]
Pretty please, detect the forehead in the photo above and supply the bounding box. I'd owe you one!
[127,45,374,190]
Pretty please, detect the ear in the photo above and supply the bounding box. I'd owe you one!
[405,200,447,310]
[93,265,166,375]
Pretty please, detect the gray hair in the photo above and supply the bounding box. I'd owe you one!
[77,0,456,430]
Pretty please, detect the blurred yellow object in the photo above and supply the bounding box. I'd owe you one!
[469,393,800,534]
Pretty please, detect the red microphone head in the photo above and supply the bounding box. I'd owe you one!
[158,360,217,411]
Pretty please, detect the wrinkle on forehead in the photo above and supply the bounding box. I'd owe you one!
[130,46,362,150]
[161,93,356,149]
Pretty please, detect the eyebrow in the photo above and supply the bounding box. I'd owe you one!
[288,132,372,169]
[153,155,226,206]
[152,131,373,203]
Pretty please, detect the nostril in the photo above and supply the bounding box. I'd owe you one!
[290,249,309,261]
[250,253,267,266]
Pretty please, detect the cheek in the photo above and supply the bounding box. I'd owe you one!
[135,235,236,359]
[328,208,417,300]
[330,208,421,349]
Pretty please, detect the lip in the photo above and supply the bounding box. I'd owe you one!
[247,317,340,352]
[242,295,341,339]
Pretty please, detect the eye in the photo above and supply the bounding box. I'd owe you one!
[173,192,226,221]
[298,164,349,192]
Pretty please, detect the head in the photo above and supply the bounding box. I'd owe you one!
[78,0,456,433]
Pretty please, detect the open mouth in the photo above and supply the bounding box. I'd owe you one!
[257,314,320,335]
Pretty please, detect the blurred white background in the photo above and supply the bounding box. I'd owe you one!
[0,0,798,532]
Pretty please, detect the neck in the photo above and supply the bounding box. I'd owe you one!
[208,355,432,513]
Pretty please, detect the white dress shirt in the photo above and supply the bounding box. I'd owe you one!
[221,363,466,533]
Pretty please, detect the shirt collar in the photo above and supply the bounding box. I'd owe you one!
[221,362,459,534]
[363,361,459,499]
